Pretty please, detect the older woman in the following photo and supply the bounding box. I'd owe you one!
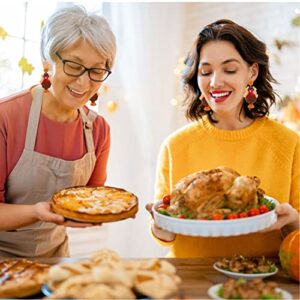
[147,19,299,258]
[0,4,116,257]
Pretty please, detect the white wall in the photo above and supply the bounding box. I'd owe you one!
[68,3,186,258]
[181,2,300,102]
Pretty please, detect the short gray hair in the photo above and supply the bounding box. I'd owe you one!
[40,4,116,69]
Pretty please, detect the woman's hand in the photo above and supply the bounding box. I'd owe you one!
[262,203,299,233]
[145,203,175,242]
[33,202,99,228]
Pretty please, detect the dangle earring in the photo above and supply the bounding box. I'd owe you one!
[244,81,258,110]
[90,93,98,106]
[41,66,51,92]
[199,94,211,111]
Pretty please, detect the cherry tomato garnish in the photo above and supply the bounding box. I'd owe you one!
[259,204,269,214]
[162,194,171,205]
[227,213,238,219]
[247,208,260,217]
[178,214,186,219]
[238,212,248,218]
[158,203,168,210]
[212,214,224,220]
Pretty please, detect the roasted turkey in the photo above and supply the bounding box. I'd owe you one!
[167,167,264,219]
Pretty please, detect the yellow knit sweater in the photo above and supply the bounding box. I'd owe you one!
[154,116,300,258]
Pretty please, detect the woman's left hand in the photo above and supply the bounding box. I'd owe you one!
[262,203,299,232]
[34,202,100,228]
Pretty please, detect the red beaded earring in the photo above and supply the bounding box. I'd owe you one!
[199,94,211,111]
[244,81,258,110]
[90,93,98,106]
[41,66,51,92]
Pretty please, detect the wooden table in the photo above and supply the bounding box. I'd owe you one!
[4,257,299,299]
[168,258,299,299]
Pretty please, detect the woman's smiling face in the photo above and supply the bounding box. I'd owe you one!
[49,38,107,111]
[197,40,258,118]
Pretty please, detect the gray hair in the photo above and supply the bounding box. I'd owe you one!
[40,4,116,69]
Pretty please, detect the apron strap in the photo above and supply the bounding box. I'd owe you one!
[25,85,97,154]
[79,108,97,154]
[24,85,44,150]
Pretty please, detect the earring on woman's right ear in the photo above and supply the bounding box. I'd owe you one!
[199,94,211,111]
[90,93,98,106]
[41,66,51,92]
[244,81,258,109]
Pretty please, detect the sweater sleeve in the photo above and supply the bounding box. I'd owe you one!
[290,135,300,212]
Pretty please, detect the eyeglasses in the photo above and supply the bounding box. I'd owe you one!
[55,52,111,82]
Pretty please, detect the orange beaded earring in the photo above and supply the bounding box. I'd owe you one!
[41,66,51,92]
[199,94,211,111]
[90,93,98,106]
[244,81,258,110]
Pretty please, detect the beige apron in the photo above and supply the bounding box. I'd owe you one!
[0,86,97,258]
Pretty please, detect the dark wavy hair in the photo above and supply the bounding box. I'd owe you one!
[182,19,278,122]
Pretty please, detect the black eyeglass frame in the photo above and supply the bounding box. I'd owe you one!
[55,52,111,82]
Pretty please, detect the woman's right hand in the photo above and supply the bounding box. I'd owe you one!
[33,202,97,228]
[145,203,176,242]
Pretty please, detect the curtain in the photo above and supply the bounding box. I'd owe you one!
[99,2,186,257]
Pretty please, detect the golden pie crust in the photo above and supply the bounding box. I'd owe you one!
[0,258,49,298]
[46,249,181,299]
[51,186,138,223]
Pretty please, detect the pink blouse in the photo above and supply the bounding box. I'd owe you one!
[0,89,110,202]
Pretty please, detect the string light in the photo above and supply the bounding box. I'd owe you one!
[107,100,118,113]
[0,26,8,40]
[18,57,34,75]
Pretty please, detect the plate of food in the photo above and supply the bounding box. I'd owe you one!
[51,186,138,223]
[43,249,181,299]
[41,283,150,299]
[0,258,49,298]
[152,167,278,237]
[207,278,292,300]
[41,284,52,297]
[213,255,278,280]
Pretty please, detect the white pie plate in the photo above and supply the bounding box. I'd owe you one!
[152,196,278,237]
[41,284,52,297]
[213,263,278,280]
[41,283,151,299]
[207,283,292,300]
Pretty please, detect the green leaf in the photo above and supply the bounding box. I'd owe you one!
[158,209,170,216]
[259,197,275,210]
[179,208,195,219]
[236,278,246,285]
[291,15,300,27]
[217,286,224,297]
[261,293,282,299]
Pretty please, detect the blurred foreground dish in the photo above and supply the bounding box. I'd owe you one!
[215,255,277,274]
[0,259,49,298]
[45,249,181,299]
[208,278,292,300]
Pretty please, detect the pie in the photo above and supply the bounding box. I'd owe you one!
[0,258,49,298]
[46,249,181,299]
[51,186,138,223]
